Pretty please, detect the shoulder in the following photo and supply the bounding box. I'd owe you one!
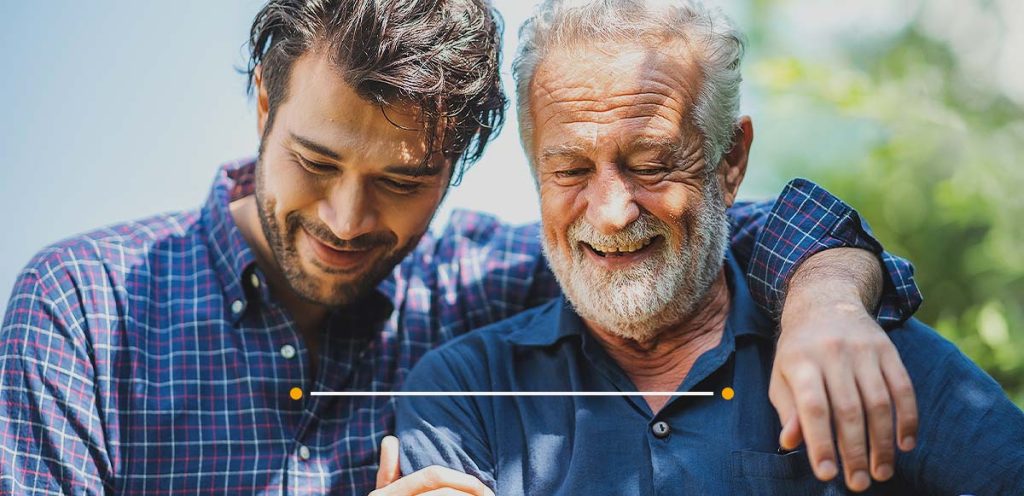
[889,318,1012,405]
[11,211,202,303]
[888,318,964,368]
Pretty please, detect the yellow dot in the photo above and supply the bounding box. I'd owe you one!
[289,387,303,401]
[722,387,735,400]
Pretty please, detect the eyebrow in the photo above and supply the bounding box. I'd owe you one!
[624,136,682,158]
[382,164,445,178]
[540,143,589,162]
[291,132,442,177]
[290,133,341,161]
[539,136,682,162]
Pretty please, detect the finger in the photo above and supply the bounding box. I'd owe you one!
[769,372,803,450]
[786,365,838,481]
[780,415,803,451]
[854,356,896,482]
[378,465,492,496]
[881,346,918,452]
[376,435,401,489]
[824,361,871,492]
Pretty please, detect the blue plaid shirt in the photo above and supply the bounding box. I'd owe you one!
[0,159,920,495]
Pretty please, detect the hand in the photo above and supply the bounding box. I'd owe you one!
[370,435,494,496]
[771,296,918,493]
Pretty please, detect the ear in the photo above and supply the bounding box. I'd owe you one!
[717,116,753,207]
[255,65,270,138]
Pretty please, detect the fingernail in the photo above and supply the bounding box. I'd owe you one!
[875,464,893,480]
[851,470,871,490]
[817,460,837,479]
[902,436,916,450]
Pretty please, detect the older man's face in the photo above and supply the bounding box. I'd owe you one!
[528,42,739,341]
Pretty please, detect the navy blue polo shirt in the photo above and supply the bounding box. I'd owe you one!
[396,253,1024,495]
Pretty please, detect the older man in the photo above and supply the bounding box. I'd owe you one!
[395,1,1024,494]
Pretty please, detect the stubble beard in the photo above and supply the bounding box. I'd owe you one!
[542,177,731,343]
[253,157,424,308]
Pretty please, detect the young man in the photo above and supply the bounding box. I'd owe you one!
[1,1,919,494]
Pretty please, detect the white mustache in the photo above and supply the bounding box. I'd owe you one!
[567,213,671,250]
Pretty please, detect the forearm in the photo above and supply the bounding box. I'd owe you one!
[783,247,884,320]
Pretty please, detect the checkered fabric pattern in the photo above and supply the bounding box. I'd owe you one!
[0,159,920,495]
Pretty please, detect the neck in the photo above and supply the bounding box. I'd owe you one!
[585,269,730,412]
[229,196,328,371]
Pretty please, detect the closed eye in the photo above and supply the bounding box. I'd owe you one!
[380,177,422,194]
[554,168,589,178]
[631,165,671,176]
[297,156,336,174]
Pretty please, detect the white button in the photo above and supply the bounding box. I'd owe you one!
[230,300,244,314]
[280,344,296,360]
[250,273,260,289]
[298,445,311,460]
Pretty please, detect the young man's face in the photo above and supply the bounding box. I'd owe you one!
[253,50,449,307]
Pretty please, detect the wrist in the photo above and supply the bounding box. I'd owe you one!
[781,280,870,330]
[785,248,883,314]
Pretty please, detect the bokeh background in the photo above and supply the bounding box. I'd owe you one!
[1,0,1021,406]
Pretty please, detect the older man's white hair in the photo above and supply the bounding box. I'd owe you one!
[513,0,746,171]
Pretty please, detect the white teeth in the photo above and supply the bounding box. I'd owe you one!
[590,237,654,254]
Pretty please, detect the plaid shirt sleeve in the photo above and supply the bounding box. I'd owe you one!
[0,250,111,495]
[731,178,922,329]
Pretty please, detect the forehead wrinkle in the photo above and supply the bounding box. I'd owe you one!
[534,83,688,124]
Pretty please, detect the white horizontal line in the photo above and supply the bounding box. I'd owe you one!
[309,391,714,397]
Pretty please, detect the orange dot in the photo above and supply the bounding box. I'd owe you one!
[289,387,303,401]
[722,387,735,400]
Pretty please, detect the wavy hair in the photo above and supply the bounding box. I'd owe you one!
[246,0,506,183]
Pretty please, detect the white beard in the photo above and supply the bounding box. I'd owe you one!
[542,178,730,343]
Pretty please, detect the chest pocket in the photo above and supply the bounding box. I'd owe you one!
[731,449,846,496]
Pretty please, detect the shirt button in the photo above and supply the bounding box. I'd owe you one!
[280,344,296,360]
[230,299,245,315]
[652,421,671,439]
[250,273,261,289]
[298,445,311,461]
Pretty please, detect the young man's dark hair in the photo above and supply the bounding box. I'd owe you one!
[246,0,506,183]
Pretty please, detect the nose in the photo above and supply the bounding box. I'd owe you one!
[318,176,379,241]
[584,167,640,235]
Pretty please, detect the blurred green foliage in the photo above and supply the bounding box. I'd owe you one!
[745,1,1024,406]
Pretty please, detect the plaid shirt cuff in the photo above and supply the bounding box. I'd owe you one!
[749,178,923,329]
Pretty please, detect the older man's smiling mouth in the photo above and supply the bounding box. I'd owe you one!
[582,236,661,258]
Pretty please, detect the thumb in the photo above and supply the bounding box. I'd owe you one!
[375,435,401,489]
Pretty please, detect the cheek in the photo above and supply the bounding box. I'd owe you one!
[539,186,580,249]
[264,162,322,215]
[636,184,696,220]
